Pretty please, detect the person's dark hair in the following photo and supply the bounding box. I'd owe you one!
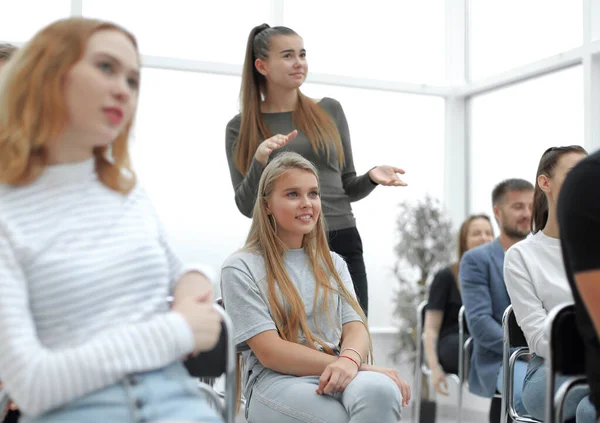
[0,43,17,60]
[491,178,534,207]
[450,214,493,282]
[531,145,587,233]
[235,23,344,175]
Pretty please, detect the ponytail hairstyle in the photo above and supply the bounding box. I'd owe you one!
[234,24,345,175]
[243,152,372,360]
[532,145,587,233]
[0,43,17,61]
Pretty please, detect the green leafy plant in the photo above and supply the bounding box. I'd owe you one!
[391,194,455,364]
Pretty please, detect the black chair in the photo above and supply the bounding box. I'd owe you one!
[500,305,542,423]
[544,303,588,423]
[169,297,236,423]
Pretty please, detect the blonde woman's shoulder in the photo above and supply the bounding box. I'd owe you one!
[222,249,264,270]
[329,250,348,269]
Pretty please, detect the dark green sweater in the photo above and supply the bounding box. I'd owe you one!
[225,97,376,231]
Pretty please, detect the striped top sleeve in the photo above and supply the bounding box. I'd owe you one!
[0,159,196,417]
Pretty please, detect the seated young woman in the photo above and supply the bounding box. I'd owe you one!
[424,214,493,395]
[504,145,594,422]
[221,152,410,423]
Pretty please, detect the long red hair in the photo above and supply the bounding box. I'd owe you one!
[0,17,139,193]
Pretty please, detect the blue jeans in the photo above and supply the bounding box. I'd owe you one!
[246,370,402,423]
[20,362,222,423]
[521,354,596,423]
[496,359,527,416]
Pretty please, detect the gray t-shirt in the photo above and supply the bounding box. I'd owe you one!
[220,248,362,396]
[225,97,377,231]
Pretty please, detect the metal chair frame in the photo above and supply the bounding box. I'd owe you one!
[500,305,542,423]
[413,301,469,423]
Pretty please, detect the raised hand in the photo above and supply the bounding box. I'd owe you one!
[368,165,407,187]
[254,130,298,166]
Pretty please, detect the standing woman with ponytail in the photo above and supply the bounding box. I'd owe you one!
[504,146,596,422]
[225,24,408,315]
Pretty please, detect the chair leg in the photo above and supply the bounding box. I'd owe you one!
[457,381,463,423]
[197,383,224,417]
[489,396,502,423]
[412,373,422,423]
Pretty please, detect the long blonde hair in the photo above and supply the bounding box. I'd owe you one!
[234,24,345,176]
[0,18,138,193]
[244,152,372,358]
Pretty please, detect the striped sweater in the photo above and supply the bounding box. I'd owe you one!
[0,158,195,417]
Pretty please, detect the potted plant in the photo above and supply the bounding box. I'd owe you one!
[391,194,455,423]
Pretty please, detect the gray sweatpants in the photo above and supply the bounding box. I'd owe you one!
[245,370,403,423]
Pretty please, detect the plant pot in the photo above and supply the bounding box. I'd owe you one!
[419,399,437,423]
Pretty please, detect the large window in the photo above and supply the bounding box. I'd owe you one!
[469,0,583,80]
[83,0,271,64]
[302,83,445,326]
[469,66,584,231]
[130,69,248,282]
[284,0,446,85]
[0,0,71,42]
[132,74,444,327]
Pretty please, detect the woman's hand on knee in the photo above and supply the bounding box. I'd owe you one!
[362,365,411,407]
[316,357,359,395]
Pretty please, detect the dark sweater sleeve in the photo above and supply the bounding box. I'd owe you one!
[225,115,266,218]
[331,100,377,202]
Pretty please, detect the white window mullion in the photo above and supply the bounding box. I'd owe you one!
[444,0,469,227]
[70,0,83,17]
[583,0,600,152]
[583,53,600,152]
[270,0,284,26]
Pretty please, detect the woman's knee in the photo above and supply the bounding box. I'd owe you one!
[521,381,545,419]
[248,379,349,423]
[346,372,402,412]
[576,396,597,423]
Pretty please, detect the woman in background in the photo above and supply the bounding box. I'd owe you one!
[505,145,594,422]
[424,215,494,395]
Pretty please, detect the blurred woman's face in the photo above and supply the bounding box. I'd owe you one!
[61,29,140,151]
[465,218,494,251]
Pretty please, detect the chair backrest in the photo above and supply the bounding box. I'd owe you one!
[549,304,585,376]
[184,317,229,378]
[416,300,428,371]
[504,305,528,348]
